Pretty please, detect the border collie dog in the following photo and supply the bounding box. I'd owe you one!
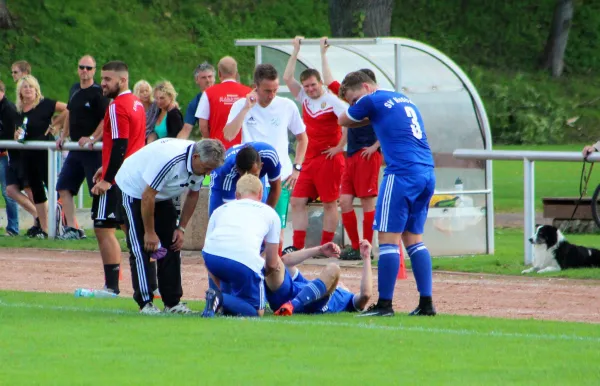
[522,225,600,274]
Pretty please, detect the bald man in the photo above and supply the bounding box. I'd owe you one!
[56,55,110,240]
[194,56,252,149]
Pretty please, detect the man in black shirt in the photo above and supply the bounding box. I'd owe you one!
[56,55,109,240]
[0,80,20,236]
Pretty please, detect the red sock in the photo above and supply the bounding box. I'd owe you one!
[293,230,306,250]
[321,230,335,245]
[341,211,360,249]
[363,210,376,244]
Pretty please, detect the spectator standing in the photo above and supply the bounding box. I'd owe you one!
[14,75,67,238]
[56,55,109,240]
[177,62,215,139]
[146,81,183,143]
[195,56,251,149]
[0,80,19,236]
[133,80,159,140]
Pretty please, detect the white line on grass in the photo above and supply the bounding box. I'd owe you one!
[1,299,598,344]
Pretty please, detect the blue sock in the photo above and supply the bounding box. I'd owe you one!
[222,293,258,317]
[290,278,327,313]
[208,277,219,291]
[378,244,400,301]
[407,242,433,297]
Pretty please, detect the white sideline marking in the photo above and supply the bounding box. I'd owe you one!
[0,299,598,344]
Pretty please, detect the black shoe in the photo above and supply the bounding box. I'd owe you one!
[282,246,299,255]
[28,227,48,239]
[201,288,223,318]
[356,300,394,317]
[409,297,437,316]
[339,247,361,261]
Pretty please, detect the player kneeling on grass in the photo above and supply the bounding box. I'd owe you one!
[273,240,373,316]
[201,174,281,317]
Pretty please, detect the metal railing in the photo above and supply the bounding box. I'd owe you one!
[0,140,101,239]
[453,149,600,265]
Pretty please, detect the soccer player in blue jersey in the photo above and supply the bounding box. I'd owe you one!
[209,142,282,216]
[273,239,373,316]
[337,71,437,317]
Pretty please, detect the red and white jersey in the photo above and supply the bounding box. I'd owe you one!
[102,90,146,182]
[195,80,252,150]
[296,88,347,160]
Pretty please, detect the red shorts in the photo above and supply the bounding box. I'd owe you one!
[341,150,383,198]
[292,153,345,203]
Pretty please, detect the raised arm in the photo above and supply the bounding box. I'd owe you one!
[353,240,373,311]
[320,37,335,86]
[223,91,256,141]
[282,36,304,98]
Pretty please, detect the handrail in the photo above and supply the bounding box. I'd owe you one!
[453,149,594,265]
[0,140,101,239]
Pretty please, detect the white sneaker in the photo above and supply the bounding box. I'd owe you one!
[164,302,193,314]
[140,302,161,315]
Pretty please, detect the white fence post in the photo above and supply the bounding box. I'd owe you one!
[78,186,84,209]
[47,149,58,239]
[523,158,535,265]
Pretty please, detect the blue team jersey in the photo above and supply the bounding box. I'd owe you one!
[347,90,434,175]
[210,142,281,193]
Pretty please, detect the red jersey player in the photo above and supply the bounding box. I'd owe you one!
[195,56,252,149]
[283,36,347,254]
[90,61,145,295]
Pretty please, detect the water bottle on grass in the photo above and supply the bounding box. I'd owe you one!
[74,288,118,298]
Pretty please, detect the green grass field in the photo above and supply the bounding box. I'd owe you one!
[0,291,599,385]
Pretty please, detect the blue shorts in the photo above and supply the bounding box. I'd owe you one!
[266,268,329,312]
[374,170,435,234]
[202,252,265,310]
[56,151,102,195]
[320,288,359,314]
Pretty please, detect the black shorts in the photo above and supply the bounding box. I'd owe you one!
[5,160,27,189]
[56,151,102,195]
[91,184,124,228]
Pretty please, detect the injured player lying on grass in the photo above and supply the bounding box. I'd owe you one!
[202,240,372,317]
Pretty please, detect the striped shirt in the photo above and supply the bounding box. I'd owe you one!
[116,138,204,201]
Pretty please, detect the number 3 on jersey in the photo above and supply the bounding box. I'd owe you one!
[404,106,423,139]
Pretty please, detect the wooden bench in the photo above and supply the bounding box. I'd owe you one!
[542,197,594,220]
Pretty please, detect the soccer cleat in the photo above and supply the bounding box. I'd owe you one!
[28,227,48,239]
[356,301,395,317]
[274,302,294,316]
[140,302,161,315]
[201,288,223,318]
[77,228,87,239]
[282,246,299,256]
[409,300,437,316]
[164,302,193,314]
[58,226,85,240]
[339,247,361,261]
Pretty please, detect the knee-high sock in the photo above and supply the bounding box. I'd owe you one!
[406,242,433,297]
[378,244,400,301]
[362,210,375,244]
[342,211,360,249]
[290,278,327,313]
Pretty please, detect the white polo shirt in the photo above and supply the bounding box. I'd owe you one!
[226,96,306,180]
[116,138,204,201]
[202,198,281,274]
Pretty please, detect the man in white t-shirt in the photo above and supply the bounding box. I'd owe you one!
[201,174,281,318]
[223,64,308,254]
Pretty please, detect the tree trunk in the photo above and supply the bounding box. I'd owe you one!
[539,0,574,77]
[328,0,394,38]
[0,0,15,30]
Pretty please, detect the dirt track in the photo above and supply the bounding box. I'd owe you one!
[1,248,599,323]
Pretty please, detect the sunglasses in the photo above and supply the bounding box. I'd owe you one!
[78,65,94,71]
[11,71,20,74]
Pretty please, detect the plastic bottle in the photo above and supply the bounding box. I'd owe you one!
[17,117,28,143]
[74,288,118,298]
[454,177,464,194]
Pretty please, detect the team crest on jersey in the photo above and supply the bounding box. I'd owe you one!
[270,117,280,127]
[133,100,144,111]
[321,101,327,109]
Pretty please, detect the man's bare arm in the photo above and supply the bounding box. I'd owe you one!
[293,132,308,166]
[141,186,159,235]
[282,36,304,98]
[199,118,210,139]
[177,123,194,139]
[178,190,199,229]
[353,241,373,311]
[338,112,370,128]
[320,37,335,86]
